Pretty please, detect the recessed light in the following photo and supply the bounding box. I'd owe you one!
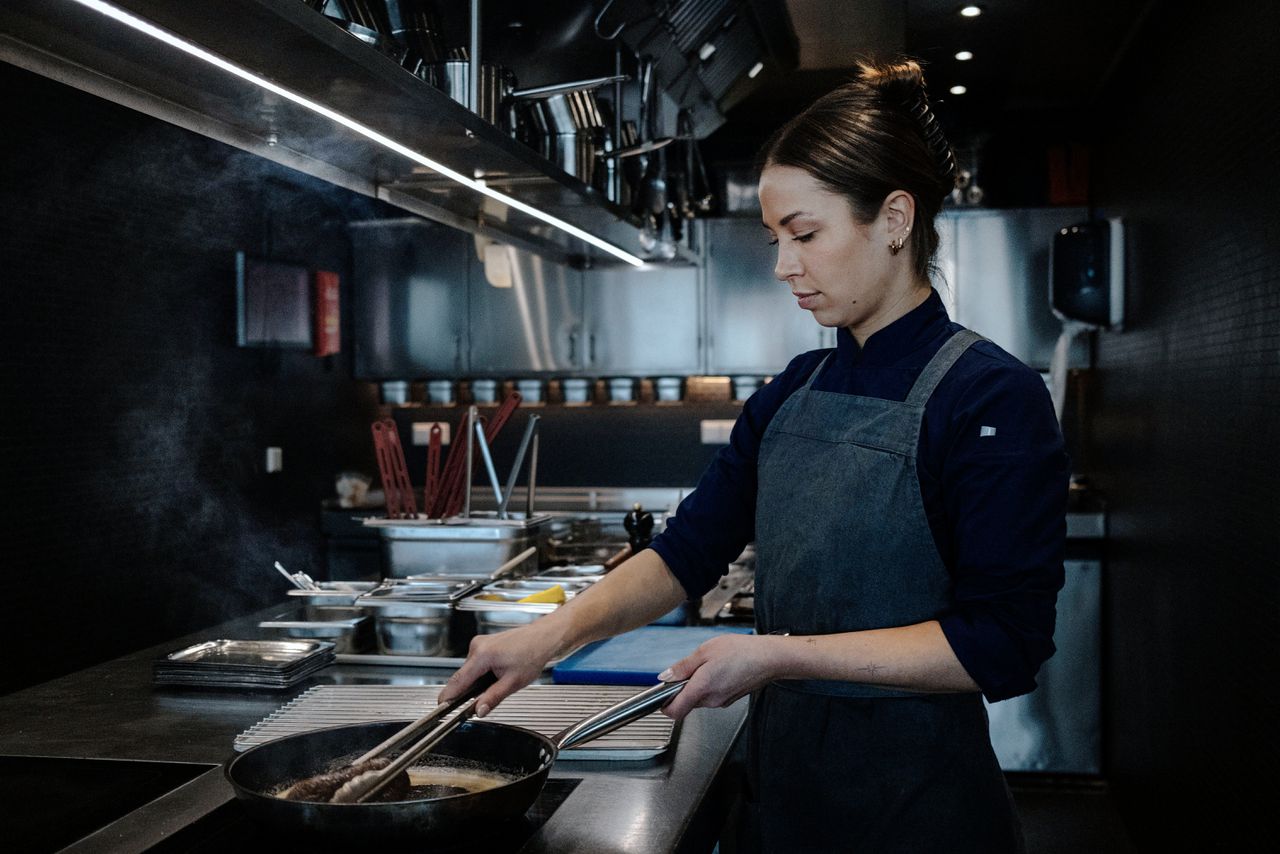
[698,41,717,61]
[949,85,968,95]
[955,50,974,61]
[959,5,982,17]
[748,61,764,79]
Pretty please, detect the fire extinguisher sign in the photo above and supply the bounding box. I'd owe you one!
[313,270,341,357]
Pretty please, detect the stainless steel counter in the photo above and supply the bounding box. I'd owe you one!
[0,610,746,853]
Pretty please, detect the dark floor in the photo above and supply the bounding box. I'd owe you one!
[1011,776,1134,854]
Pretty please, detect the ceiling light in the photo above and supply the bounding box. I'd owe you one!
[67,0,645,267]
[698,42,717,61]
[955,50,974,61]
[949,85,968,95]
[959,5,983,17]
[748,61,764,79]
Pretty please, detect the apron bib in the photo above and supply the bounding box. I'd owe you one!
[743,329,1024,853]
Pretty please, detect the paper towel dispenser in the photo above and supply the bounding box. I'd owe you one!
[1050,218,1124,329]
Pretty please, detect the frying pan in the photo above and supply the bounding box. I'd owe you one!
[225,679,685,844]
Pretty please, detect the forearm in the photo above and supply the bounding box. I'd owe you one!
[760,621,979,693]
[539,547,688,655]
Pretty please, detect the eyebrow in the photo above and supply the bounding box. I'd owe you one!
[762,210,812,230]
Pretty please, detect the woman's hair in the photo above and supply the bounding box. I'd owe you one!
[757,58,957,280]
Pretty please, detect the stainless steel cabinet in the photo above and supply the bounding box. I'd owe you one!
[583,266,701,375]
[467,247,583,375]
[352,220,469,378]
[705,219,832,376]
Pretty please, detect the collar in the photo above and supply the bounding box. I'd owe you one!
[835,288,951,367]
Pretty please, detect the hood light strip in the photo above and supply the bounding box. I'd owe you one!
[68,0,645,267]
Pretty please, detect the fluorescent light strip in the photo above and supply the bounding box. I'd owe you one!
[69,0,645,267]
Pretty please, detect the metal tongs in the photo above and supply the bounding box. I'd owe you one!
[273,561,321,592]
[329,673,497,804]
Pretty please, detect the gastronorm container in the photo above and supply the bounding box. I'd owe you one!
[532,564,608,582]
[366,515,549,577]
[355,579,482,656]
[285,581,381,619]
[456,580,587,634]
[258,607,374,654]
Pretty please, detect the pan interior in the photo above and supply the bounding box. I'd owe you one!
[255,721,554,804]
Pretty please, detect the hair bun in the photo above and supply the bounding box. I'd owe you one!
[857,59,957,188]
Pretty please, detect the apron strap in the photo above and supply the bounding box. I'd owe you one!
[801,353,833,390]
[904,329,985,407]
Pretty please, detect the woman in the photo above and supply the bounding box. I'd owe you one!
[441,58,1068,852]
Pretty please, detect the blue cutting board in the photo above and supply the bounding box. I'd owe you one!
[552,626,754,686]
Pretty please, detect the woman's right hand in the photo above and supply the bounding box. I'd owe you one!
[437,618,567,717]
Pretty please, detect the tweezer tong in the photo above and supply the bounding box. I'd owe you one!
[329,673,496,804]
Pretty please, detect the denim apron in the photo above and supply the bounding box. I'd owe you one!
[745,329,1024,853]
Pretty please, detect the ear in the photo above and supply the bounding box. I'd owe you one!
[880,191,916,236]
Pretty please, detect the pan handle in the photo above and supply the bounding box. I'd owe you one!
[553,679,687,751]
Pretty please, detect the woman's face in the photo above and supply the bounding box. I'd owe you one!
[758,164,901,335]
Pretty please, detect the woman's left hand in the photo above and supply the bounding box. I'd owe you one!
[657,633,787,721]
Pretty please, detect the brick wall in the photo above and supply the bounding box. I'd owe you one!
[1087,3,1279,849]
[0,64,385,693]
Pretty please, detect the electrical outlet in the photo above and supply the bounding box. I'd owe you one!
[412,422,452,446]
[699,420,735,445]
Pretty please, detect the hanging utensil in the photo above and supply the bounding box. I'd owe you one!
[371,419,418,519]
[423,423,442,513]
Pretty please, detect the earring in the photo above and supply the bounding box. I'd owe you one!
[889,228,911,256]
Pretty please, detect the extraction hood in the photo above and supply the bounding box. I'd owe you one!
[0,0,789,268]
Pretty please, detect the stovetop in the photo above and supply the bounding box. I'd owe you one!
[147,778,581,853]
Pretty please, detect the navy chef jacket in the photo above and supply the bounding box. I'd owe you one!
[649,289,1069,702]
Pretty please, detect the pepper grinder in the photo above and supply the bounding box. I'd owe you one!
[623,502,655,552]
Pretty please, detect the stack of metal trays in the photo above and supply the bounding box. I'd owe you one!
[153,640,335,689]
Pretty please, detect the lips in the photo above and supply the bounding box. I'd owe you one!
[793,291,820,310]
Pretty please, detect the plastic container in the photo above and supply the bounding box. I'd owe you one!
[561,378,591,404]
[427,379,455,405]
[471,378,498,403]
[655,377,683,402]
[608,377,636,402]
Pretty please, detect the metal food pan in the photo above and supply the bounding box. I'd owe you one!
[258,610,374,655]
[369,516,548,577]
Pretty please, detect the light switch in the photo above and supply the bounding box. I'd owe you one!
[412,422,452,446]
[265,446,283,473]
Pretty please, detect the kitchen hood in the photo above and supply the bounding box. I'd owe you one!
[0,0,791,268]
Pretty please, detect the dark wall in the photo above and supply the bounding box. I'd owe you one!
[0,64,385,693]
[1086,4,1279,849]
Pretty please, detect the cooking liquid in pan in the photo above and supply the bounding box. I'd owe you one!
[272,752,520,801]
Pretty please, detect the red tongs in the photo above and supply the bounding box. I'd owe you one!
[371,419,417,519]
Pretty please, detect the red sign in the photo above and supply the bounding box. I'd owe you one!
[313,270,341,356]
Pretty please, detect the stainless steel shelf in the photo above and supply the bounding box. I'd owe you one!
[0,0,689,267]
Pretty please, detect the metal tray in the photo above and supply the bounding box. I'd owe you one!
[358,579,482,604]
[160,639,332,671]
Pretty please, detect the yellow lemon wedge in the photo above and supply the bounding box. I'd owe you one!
[516,584,566,604]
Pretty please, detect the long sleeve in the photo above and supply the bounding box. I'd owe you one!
[931,355,1070,701]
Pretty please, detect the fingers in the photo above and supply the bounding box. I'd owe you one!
[438,652,488,705]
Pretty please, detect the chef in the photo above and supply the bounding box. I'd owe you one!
[443,57,1068,853]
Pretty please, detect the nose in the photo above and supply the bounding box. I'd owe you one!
[774,242,802,283]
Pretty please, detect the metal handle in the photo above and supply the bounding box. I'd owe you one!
[473,422,504,505]
[588,333,597,366]
[554,679,686,751]
[499,415,539,518]
[567,330,578,363]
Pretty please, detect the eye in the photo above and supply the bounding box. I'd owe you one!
[793,232,817,243]
[767,237,779,246]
